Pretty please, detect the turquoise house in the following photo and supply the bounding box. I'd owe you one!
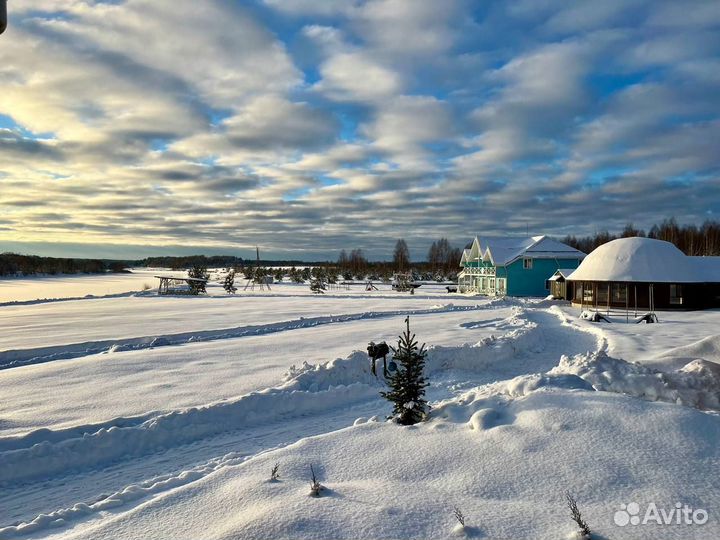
[458,236,585,297]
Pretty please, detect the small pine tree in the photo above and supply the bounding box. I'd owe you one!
[223,270,237,294]
[309,276,326,294]
[380,317,429,425]
[188,265,208,294]
[291,268,305,283]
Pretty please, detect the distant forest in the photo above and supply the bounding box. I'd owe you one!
[2,218,718,278]
[0,254,133,277]
[143,255,313,269]
[144,255,245,270]
[561,219,720,256]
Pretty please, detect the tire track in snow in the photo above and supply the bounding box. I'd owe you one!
[0,304,590,485]
[0,303,605,538]
[0,398,387,539]
[0,303,493,370]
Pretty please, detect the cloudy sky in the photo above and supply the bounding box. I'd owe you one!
[1,0,719,260]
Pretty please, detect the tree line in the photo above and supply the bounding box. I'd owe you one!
[561,219,720,256]
[334,237,463,281]
[0,253,132,277]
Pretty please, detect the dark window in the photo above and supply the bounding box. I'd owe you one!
[670,284,683,305]
[597,284,609,303]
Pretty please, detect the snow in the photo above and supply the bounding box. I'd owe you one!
[0,269,177,304]
[691,256,720,281]
[567,237,719,283]
[31,391,719,540]
[0,275,719,539]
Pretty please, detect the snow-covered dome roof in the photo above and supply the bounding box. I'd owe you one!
[568,237,706,283]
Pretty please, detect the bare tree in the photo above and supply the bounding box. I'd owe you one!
[337,249,348,269]
[393,239,410,271]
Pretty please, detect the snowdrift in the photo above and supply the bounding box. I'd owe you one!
[0,351,383,486]
[25,389,718,540]
[552,351,720,411]
[0,305,605,490]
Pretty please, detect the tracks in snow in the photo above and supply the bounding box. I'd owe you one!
[0,303,488,370]
[0,302,605,538]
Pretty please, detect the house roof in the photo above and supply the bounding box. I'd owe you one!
[689,256,720,282]
[468,235,585,266]
[567,237,720,283]
[548,268,577,281]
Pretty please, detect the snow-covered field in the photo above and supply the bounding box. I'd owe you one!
[0,269,178,304]
[0,275,718,539]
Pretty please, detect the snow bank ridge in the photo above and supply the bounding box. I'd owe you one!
[426,309,543,373]
[0,308,538,486]
[0,352,382,486]
[0,303,488,370]
[551,351,720,411]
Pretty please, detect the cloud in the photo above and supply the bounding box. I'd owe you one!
[0,0,718,259]
[171,95,338,160]
[315,51,403,102]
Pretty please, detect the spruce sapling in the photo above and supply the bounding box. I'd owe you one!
[188,265,208,294]
[380,316,429,425]
[223,270,237,294]
[309,277,326,294]
[270,462,280,481]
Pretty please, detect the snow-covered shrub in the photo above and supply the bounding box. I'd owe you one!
[309,277,326,294]
[223,270,237,294]
[188,265,208,294]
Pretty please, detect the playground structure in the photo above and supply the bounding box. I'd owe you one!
[155,276,208,295]
[327,282,352,291]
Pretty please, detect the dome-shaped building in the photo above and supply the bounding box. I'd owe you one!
[564,237,720,310]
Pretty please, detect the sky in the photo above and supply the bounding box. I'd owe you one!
[0,0,719,261]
